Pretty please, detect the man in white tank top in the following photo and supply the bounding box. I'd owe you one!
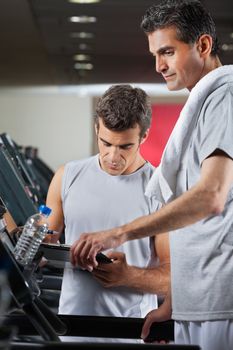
[46,85,170,328]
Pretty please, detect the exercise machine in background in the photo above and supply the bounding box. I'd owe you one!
[0,206,188,349]
[0,134,200,349]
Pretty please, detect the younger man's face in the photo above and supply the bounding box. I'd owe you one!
[96,118,146,176]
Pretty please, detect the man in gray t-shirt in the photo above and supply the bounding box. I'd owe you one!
[71,2,233,349]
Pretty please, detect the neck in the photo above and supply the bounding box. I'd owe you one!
[122,155,147,175]
[201,56,222,79]
[190,56,222,91]
[134,155,147,171]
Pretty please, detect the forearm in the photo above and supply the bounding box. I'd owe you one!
[123,264,170,296]
[119,183,221,243]
[48,232,62,243]
[119,155,233,243]
[46,216,64,243]
[4,211,17,233]
[75,184,214,263]
[72,154,233,270]
[72,184,218,267]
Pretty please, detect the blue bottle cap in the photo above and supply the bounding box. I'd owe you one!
[38,205,52,217]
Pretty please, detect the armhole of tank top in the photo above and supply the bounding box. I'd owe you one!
[61,162,71,202]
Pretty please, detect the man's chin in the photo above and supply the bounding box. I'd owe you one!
[109,170,122,176]
[105,167,122,176]
[166,82,184,91]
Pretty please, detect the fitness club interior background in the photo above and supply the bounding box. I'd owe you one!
[0,0,232,170]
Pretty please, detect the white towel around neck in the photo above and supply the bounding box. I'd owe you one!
[145,65,233,204]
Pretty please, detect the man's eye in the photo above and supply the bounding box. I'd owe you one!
[103,142,111,147]
[165,50,173,55]
[120,145,132,150]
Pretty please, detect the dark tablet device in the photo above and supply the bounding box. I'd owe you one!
[39,243,70,262]
[96,252,112,264]
[39,243,112,266]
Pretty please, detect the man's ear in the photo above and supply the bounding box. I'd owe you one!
[140,129,149,145]
[197,34,212,58]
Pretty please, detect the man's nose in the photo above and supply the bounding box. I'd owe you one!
[109,147,120,162]
[155,56,168,74]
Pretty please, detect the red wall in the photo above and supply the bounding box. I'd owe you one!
[140,104,183,166]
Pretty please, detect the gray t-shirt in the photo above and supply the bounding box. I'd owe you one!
[59,155,160,317]
[170,81,233,321]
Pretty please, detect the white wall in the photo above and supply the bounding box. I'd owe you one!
[0,84,188,172]
[0,89,93,171]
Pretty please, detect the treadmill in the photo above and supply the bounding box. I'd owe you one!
[0,207,201,349]
[0,133,44,205]
[0,141,37,226]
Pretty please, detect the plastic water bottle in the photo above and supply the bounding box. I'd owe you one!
[14,205,52,266]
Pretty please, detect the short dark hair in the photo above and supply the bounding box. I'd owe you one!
[95,84,152,138]
[141,0,219,55]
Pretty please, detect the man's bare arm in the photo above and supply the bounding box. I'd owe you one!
[45,165,65,243]
[122,152,233,240]
[3,210,17,233]
[71,152,233,269]
[92,232,170,295]
[141,284,172,341]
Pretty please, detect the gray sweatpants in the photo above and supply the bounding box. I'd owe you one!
[175,320,233,350]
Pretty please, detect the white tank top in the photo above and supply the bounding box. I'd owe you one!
[59,155,160,317]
